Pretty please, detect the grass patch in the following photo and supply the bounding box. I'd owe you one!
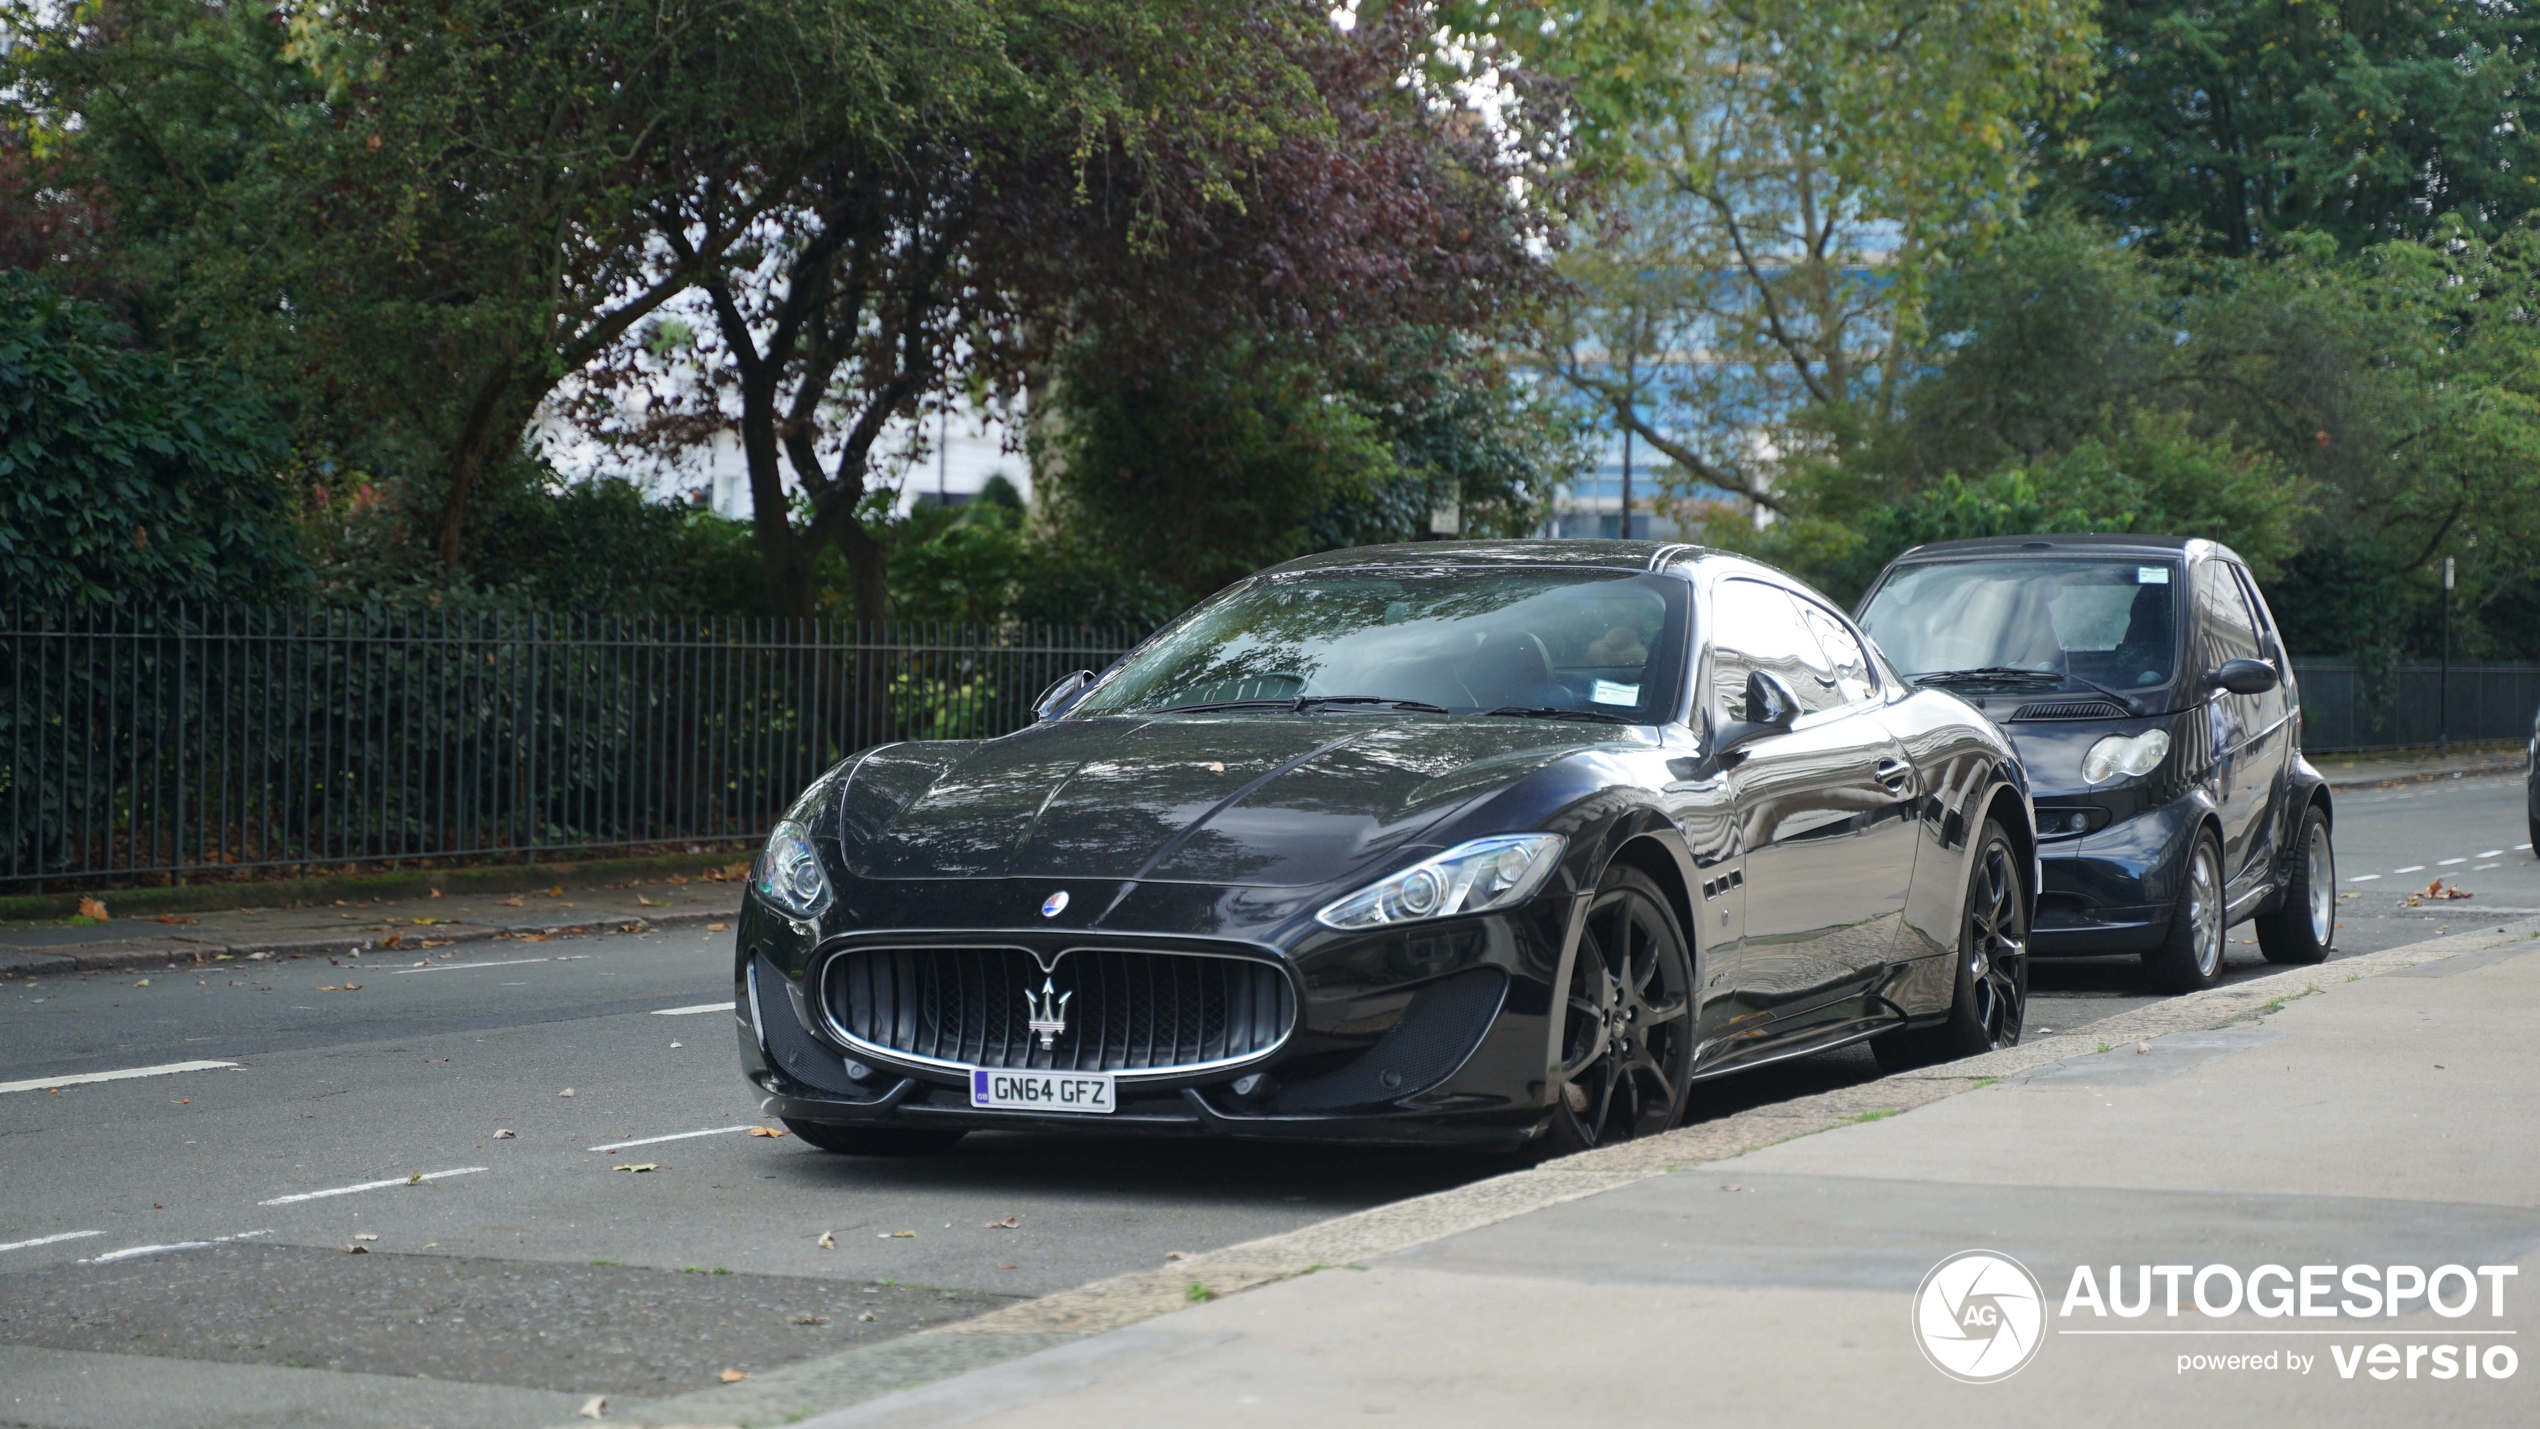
[1852,1108,1898,1123]
[1185,1282,1215,1303]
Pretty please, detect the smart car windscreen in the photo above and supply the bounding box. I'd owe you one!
[1860,558,2180,690]
[1073,569,1690,721]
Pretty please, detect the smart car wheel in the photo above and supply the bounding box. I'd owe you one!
[1547,866,1694,1153]
[780,1120,967,1156]
[2143,827,2228,993]
[1874,820,2027,1071]
[2255,805,2334,966]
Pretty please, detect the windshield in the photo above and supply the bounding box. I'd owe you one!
[1859,558,2180,690]
[1073,569,1691,721]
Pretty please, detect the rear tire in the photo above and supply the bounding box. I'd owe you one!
[780,1119,967,1156]
[2255,804,2334,965]
[2142,827,2228,993]
[1873,820,2028,1071]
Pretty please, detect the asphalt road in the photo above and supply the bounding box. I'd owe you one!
[1,772,2531,1427]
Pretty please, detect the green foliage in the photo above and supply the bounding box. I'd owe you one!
[0,271,301,606]
[2042,0,2540,252]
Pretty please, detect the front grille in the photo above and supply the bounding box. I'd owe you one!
[823,946,1296,1074]
[2009,699,2128,721]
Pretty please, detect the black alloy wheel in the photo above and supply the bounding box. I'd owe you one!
[1548,865,1695,1153]
[1875,820,2029,1070]
[780,1120,967,1155]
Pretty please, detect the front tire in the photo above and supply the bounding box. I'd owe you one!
[1545,866,1695,1154]
[1874,820,2028,1071]
[780,1120,967,1156]
[2255,804,2334,965]
[2142,827,2228,993]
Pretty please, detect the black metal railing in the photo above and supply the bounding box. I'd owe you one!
[1,606,1144,889]
[2292,660,2540,753]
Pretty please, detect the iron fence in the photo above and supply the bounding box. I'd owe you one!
[2292,659,2540,753]
[1,606,1144,889]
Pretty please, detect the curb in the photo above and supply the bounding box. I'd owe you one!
[0,850,757,924]
[0,904,741,976]
[587,914,2540,1428]
[2319,756,2524,792]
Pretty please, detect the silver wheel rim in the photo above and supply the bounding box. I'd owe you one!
[2305,823,2335,945]
[2190,843,2224,977]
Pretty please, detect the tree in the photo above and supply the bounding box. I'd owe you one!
[0,271,300,606]
[1476,0,2096,512]
[2039,0,2540,253]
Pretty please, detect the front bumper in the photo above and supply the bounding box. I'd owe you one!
[2031,791,2203,956]
[731,885,1573,1149]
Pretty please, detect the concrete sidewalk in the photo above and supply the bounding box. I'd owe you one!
[702,917,2540,1429]
[0,876,741,975]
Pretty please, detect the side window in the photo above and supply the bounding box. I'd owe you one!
[1711,579,1840,718]
[2228,564,2291,720]
[1795,600,1877,706]
[2195,561,2262,668]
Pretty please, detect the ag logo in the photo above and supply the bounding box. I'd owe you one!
[1913,1250,2045,1383]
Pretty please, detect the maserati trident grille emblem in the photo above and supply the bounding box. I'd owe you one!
[1023,977,1072,1049]
[1040,890,1069,918]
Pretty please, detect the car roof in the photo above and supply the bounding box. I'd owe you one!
[1261,539,1716,576]
[1893,533,2220,561]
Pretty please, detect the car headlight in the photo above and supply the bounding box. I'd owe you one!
[2081,730,2172,785]
[754,820,833,918]
[1316,835,1564,931]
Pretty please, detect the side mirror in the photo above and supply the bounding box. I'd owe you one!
[2208,658,2279,696]
[1714,669,1800,758]
[1033,669,1095,720]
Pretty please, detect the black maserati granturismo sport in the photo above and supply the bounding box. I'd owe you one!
[734,541,2036,1154]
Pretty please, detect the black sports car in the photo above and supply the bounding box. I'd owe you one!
[734,541,2035,1153]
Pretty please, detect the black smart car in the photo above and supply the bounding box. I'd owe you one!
[1857,534,2335,992]
[736,541,2035,1153]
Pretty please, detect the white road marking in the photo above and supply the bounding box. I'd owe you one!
[392,956,586,975]
[2347,874,2382,883]
[2520,843,2534,852]
[82,1229,271,1264]
[2478,850,2505,858]
[0,1060,239,1097]
[0,1230,103,1254]
[650,1002,737,1017]
[2395,865,2426,873]
[258,1167,488,1206]
[589,1126,754,1153]
[2438,857,2467,866]
[2476,863,2501,870]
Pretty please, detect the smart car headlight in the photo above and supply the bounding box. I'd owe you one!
[754,819,833,918]
[2081,730,2172,785]
[1316,835,1565,930]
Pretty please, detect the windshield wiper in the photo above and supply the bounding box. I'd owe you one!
[1296,696,1449,713]
[1147,695,1449,716]
[1486,705,1633,724]
[1914,667,2136,706]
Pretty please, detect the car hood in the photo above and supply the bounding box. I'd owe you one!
[833,715,1630,888]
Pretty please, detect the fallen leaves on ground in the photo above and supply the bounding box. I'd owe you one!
[315,984,363,992]
[409,917,448,926]
[353,1233,378,1242]
[383,932,404,949]
[558,1088,576,1097]
[816,1231,836,1249]
[1164,1250,1190,1261]
[132,978,149,987]
[984,1215,1019,1229]
[77,897,109,921]
[499,896,525,907]
[637,895,667,907]
[341,1244,368,1254]
[546,886,564,898]
[614,1162,660,1173]
[405,1173,424,1184]
[493,1129,517,1139]
[2135,1040,2152,1054]
[668,874,689,885]
[857,1311,875,1322]
[576,1394,607,1420]
[155,914,198,925]
[2421,879,2474,901]
[420,939,449,948]
[719,1369,751,1383]
[881,1230,916,1238]
[706,922,729,931]
[746,1125,789,1139]
[790,1313,828,1325]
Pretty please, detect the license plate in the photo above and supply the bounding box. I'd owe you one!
[969,1067,1116,1114]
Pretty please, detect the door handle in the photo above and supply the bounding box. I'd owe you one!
[1875,758,1914,793]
